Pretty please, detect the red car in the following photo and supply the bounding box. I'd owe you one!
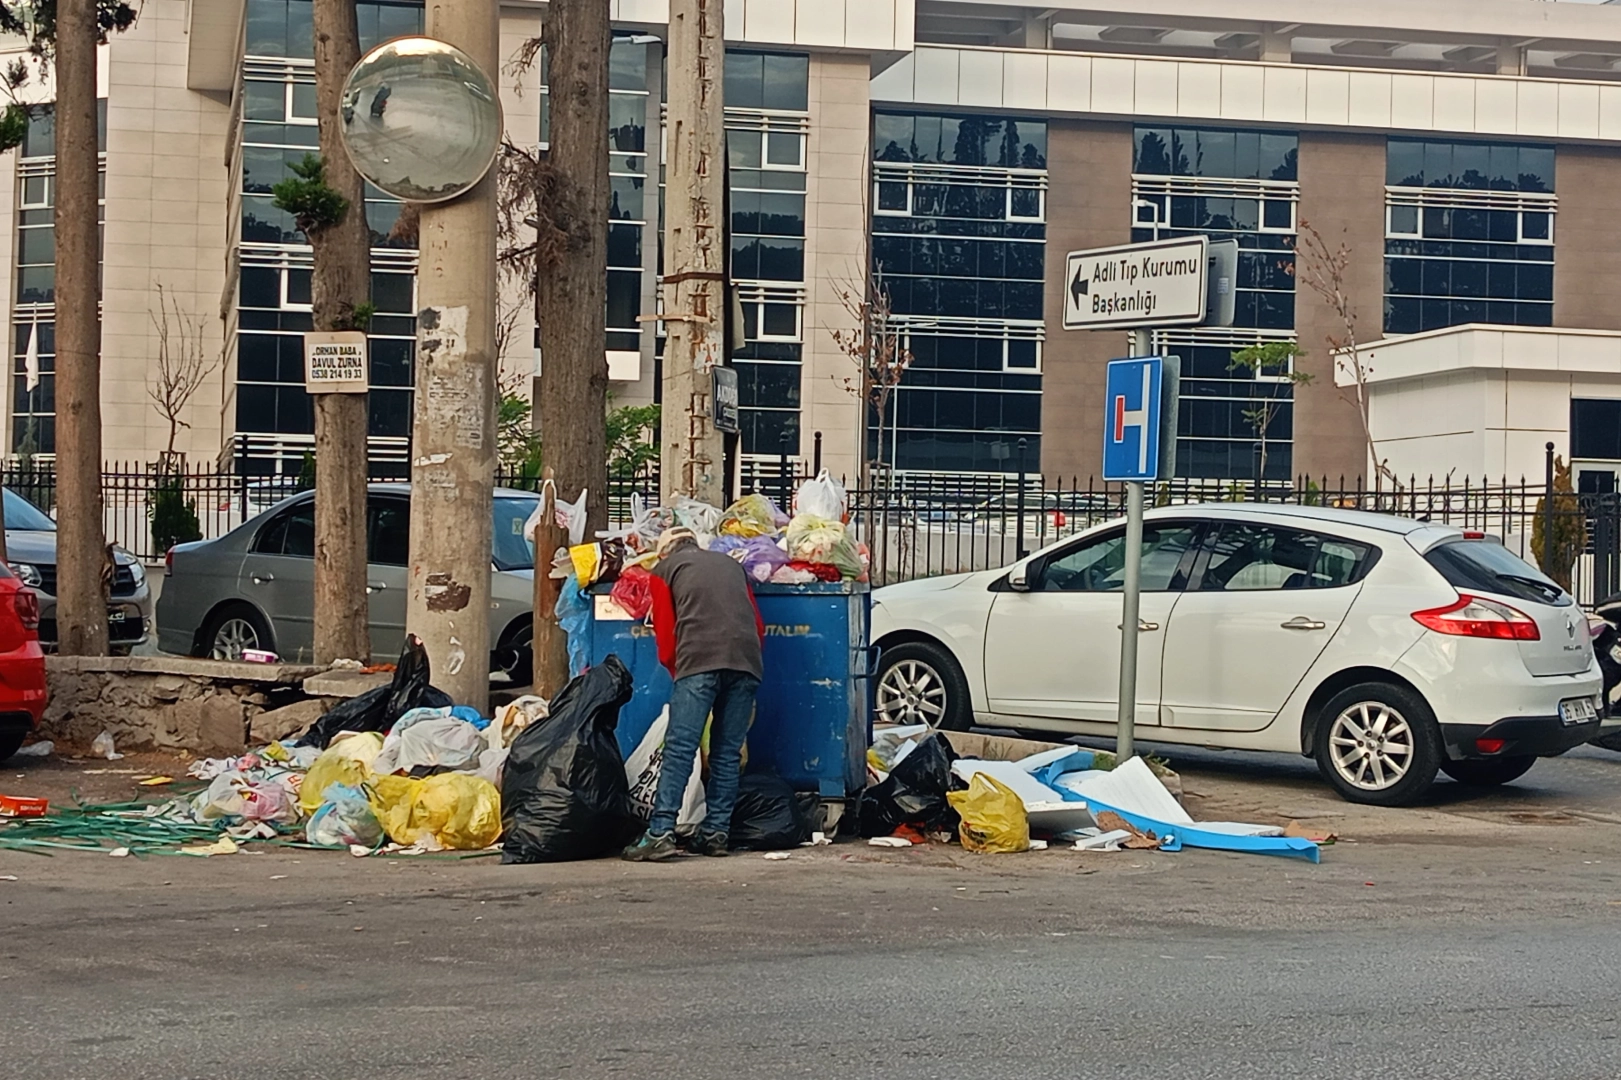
[0,566,47,762]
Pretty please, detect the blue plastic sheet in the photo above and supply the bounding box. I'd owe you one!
[1035,751,1320,863]
[555,574,593,676]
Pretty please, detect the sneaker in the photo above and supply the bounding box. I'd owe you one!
[621,831,678,862]
[688,831,731,857]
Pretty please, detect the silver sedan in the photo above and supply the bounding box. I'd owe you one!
[157,483,541,674]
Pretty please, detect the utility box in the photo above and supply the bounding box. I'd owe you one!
[588,581,871,803]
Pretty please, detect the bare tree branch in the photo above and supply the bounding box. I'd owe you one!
[1291,219,1398,491]
[147,283,220,461]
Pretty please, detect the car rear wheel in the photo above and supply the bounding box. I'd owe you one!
[1440,755,1537,786]
[494,621,533,682]
[0,728,24,763]
[201,604,273,661]
[875,641,971,731]
[1313,681,1442,807]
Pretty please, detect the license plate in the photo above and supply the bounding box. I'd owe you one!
[108,611,125,623]
[1559,696,1598,726]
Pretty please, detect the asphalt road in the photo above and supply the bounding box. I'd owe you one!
[6,746,1621,1079]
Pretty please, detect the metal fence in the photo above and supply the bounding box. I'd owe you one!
[843,473,1621,606]
[5,462,1617,608]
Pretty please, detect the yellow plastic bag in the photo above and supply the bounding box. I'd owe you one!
[298,731,385,816]
[369,773,502,851]
[946,773,1030,854]
[718,494,785,538]
[568,543,603,586]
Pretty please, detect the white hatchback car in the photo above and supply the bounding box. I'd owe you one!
[871,503,1612,805]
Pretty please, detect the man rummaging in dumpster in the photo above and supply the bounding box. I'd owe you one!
[623,526,765,861]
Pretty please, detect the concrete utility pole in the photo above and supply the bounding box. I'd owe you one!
[53,0,108,656]
[660,0,728,506]
[406,2,500,710]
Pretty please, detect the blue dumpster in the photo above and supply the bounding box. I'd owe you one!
[587,581,871,802]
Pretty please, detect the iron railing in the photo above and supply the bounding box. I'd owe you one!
[2,461,1615,607]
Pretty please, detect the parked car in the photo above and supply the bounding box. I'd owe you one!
[0,561,49,761]
[870,502,1612,806]
[3,488,154,651]
[158,484,542,674]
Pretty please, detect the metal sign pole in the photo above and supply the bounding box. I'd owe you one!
[1116,327,1153,761]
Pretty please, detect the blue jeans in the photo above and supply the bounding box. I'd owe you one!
[647,669,760,838]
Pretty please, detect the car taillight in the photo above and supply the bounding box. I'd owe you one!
[165,548,174,577]
[14,589,39,632]
[1412,594,1540,641]
[1476,737,1506,755]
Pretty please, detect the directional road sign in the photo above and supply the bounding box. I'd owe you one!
[1102,356,1164,482]
[1063,236,1209,331]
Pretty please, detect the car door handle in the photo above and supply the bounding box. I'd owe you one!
[251,572,275,585]
[1117,620,1161,632]
[1281,617,1326,631]
[367,581,387,591]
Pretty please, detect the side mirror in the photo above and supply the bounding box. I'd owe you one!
[1008,564,1031,592]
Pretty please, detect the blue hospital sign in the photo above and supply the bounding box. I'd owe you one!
[1102,357,1163,482]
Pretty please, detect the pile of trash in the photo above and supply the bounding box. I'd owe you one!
[542,473,866,671]
[1,640,820,862]
[860,727,1325,862]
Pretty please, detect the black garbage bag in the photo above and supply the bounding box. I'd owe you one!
[501,654,642,863]
[296,635,451,749]
[858,732,959,838]
[729,773,816,850]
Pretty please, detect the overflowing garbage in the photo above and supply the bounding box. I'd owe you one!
[543,473,867,672]
[858,727,1325,863]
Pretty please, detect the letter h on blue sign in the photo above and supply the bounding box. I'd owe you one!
[1102,357,1163,482]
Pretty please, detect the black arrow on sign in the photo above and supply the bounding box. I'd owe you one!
[1069,264,1089,309]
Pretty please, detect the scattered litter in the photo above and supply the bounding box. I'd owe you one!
[12,740,51,758]
[859,732,957,838]
[329,658,365,671]
[1073,829,1134,852]
[1284,821,1339,844]
[0,795,48,818]
[108,846,129,857]
[951,758,1091,836]
[868,836,912,848]
[269,874,287,880]
[90,731,124,761]
[180,836,240,857]
[948,773,1031,854]
[1028,839,1048,850]
[762,851,792,860]
[240,648,279,664]
[803,831,832,846]
[138,776,174,787]
[0,874,16,880]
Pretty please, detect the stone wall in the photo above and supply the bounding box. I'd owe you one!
[43,657,330,754]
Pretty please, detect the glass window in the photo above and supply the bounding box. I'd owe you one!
[1198,523,1368,590]
[367,498,410,565]
[1039,523,1200,592]
[1572,399,1621,461]
[254,501,314,556]
[1425,539,1569,606]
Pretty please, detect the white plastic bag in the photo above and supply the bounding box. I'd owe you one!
[371,713,485,775]
[305,784,385,848]
[91,730,123,761]
[624,706,706,829]
[521,482,590,548]
[668,496,723,548]
[794,470,847,521]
